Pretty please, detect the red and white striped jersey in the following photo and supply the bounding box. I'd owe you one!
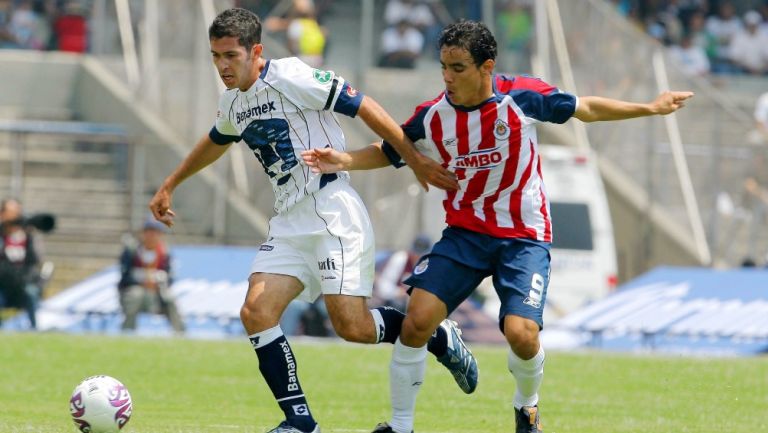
[382,74,577,242]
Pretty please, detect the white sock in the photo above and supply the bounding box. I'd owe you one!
[508,346,545,409]
[248,325,284,349]
[389,338,427,433]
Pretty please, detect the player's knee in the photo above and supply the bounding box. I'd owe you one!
[400,315,434,346]
[504,317,540,358]
[239,301,278,332]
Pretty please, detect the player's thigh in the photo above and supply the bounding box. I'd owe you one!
[493,239,551,331]
[400,288,450,346]
[404,253,488,316]
[251,236,319,302]
[313,187,375,298]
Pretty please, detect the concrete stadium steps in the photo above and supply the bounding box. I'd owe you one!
[44,257,114,296]
[0,132,134,295]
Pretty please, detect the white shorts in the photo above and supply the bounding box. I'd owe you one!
[250,179,375,302]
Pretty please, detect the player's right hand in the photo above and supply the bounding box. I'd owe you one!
[149,187,176,228]
[301,148,349,173]
[408,153,458,192]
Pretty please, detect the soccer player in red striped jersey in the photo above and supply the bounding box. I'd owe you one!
[303,20,693,433]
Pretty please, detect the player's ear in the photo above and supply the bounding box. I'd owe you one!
[251,43,263,59]
[480,58,495,76]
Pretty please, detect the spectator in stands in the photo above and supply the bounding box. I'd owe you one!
[0,0,15,48]
[384,0,441,56]
[384,0,435,31]
[373,234,431,311]
[760,2,768,35]
[265,0,326,68]
[7,0,48,50]
[706,1,743,73]
[496,0,533,72]
[52,0,87,53]
[686,9,717,66]
[668,31,711,76]
[728,10,768,75]
[754,90,768,143]
[0,198,43,330]
[378,20,424,69]
[117,218,185,334]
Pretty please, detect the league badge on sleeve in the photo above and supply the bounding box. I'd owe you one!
[413,258,429,275]
[312,69,332,84]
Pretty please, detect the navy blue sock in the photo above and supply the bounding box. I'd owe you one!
[250,333,316,432]
[372,306,448,357]
[427,325,448,357]
[372,306,404,344]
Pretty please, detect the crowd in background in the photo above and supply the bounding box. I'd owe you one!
[616,0,768,76]
[2,0,767,76]
[0,0,87,52]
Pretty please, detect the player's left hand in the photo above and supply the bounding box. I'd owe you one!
[654,91,694,114]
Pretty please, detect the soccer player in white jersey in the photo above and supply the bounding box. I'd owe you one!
[302,20,694,433]
[149,8,477,433]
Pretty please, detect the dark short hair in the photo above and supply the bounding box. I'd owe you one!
[208,8,262,51]
[438,20,497,66]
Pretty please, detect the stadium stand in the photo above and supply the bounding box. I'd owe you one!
[1,0,767,336]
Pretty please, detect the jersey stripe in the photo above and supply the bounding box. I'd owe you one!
[536,156,552,242]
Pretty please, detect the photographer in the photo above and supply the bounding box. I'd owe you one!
[117,218,185,334]
[0,198,44,329]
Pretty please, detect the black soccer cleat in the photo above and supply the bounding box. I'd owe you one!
[266,421,320,433]
[371,422,412,433]
[514,405,543,433]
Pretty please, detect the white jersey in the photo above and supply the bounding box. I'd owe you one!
[209,57,364,214]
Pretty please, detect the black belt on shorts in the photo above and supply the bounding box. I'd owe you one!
[319,173,338,189]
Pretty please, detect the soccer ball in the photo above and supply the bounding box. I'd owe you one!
[69,375,133,433]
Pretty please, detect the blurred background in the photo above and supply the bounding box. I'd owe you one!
[1,0,767,354]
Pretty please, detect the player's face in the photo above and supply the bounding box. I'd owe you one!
[210,36,262,90]
[440,46,494,107]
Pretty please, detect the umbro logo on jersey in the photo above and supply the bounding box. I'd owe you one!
[453,149,503,169]
[236,101,277,124]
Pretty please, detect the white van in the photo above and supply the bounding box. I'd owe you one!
[539,144,618,321]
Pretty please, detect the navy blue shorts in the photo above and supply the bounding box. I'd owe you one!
[404,226,551,329]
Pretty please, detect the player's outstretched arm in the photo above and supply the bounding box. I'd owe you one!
[149,135,231,227]
[574,91,694,122]
[301,143,390,173]
[356,96,458,191]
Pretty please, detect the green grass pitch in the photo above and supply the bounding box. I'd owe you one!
[0,332,765,433]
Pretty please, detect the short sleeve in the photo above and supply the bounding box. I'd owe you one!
[209,91,241,145]
[263,57,364,117]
